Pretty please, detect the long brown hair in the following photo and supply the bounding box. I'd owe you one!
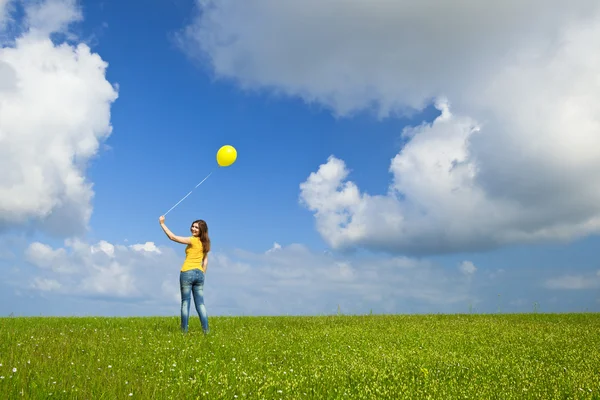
[193,219,210,258]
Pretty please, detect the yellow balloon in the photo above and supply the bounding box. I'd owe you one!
[216,145,237,167]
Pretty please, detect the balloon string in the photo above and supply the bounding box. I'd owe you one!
[163,169,216,216]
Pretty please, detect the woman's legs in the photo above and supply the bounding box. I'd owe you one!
[191,270,209,333]
[180,269,209,333]
[179,271,194,332]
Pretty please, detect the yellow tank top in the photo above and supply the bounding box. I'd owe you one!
[181,236,206,273]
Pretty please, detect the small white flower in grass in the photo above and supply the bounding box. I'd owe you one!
[108,365,112,368]
[129,393,133,396]
[12,368,17,373]
[0,376,4,379]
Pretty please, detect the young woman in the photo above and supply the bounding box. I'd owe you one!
[159,215,211,334]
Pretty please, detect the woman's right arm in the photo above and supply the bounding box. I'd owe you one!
[159,216,191,245]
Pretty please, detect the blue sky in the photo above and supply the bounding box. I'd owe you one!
[1,0,599,318]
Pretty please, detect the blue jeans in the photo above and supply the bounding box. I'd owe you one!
[179,269,209,333]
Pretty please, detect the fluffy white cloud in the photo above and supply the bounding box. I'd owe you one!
[0,0,118,237]
[178,0,600,254]
[25,242,71,273]
[179,0,599,117]
[129,242,162,253]
[25,239,180,300]
[24,0,82,38]
[298,104,492,254]
[300,97,600,254]
[265,242,281,254]
[459,261,477,276]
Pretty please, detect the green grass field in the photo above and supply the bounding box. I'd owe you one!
[1,313,599,399]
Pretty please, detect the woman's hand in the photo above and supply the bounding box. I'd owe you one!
[159,215,165,224]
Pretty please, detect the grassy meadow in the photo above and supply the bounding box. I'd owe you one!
[1,313,599,399]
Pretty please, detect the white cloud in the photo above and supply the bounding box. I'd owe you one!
[24,239,180,300]
[300,98,600,254]
[24,242,72,273]
[459,261,477,276]
[24,0,82,38]
[179,0,599,117]
[129,242,162,254]
[180,1,600,255]
[265,242,281,254]
[91,240,115,256]
[0,0,118,237]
